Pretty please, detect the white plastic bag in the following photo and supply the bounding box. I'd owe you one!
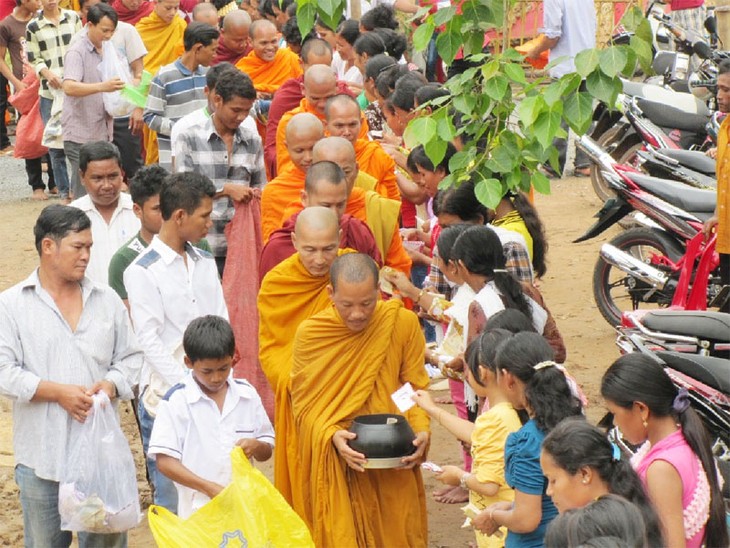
[98,42,134,118]
[59,392,141,533]
[41,89,64,149]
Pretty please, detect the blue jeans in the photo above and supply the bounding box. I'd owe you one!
[15,464,127,548]
[39,96,69,198]
[137,396,178,513]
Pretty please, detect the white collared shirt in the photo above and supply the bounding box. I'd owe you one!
[540,0,597,79]
[124,236,228,394]
[148,373,274,518]
[0,270,142,481]
[70,192,140,285]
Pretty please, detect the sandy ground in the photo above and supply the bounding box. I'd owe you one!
[0,176,621,547]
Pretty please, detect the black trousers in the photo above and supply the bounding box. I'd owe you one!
[113,116,143,180]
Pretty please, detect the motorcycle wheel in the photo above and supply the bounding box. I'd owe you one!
[590,132,642,202]
[593,228,683,326]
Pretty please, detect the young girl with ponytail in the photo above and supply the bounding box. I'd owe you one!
[601,354,728,548]
[540,418,664,547]
[473,332,582,547]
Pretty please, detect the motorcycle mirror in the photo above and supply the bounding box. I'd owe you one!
[704,15,717,36]
[693,40,713,60]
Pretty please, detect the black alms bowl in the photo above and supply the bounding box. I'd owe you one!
[348,414,417,459]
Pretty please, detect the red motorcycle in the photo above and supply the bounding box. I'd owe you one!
[574,135,726,326]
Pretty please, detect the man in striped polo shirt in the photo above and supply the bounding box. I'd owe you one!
[142,21,219,171]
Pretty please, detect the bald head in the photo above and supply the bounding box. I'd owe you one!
[304,64,337,89]
[285,113,324,171]
[249,18,276,40]
[330,253,379,291]
[220,10,251,55]
[223,8,251,30]
[305,161,346,193]
[302,65,338,115]
[312,137,358,190]
[301,38,333,69]
[293,207,341,277]
[324,94,362,144]
[249,19,278,61]
[192,2,218,26]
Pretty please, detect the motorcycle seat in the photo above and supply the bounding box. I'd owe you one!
[626,172,716,214]
[656,351,730,394]
[620,79,710,115]
[642,310,730,343]
[655,149,716,176]
[636,98,710,133]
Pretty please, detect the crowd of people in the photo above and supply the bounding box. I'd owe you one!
[0,0,727,546]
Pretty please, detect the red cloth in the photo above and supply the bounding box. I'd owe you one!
[401,198,416,229]
[264,76,353,179]
[111,0,154,25]
[259,211,382,280]
[222,198,274,420]
[670,0,703,9]
[0,0,14,21]
[211,39,251,67]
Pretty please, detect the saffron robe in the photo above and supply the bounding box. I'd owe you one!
[275,97,370,175]
[111,0,154,25]
[257,250,351,504]
[136,12,186,164]
[260,162,305,243]
[290,300,430,547]
[354,138,400,201]
[259,211,382,280]
[235,47,302,95]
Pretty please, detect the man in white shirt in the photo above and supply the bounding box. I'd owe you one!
[124,171,228,513]
[0,204,142,546]
[69,141,140,285]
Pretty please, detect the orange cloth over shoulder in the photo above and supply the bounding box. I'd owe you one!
[290,299,429,547]
[348,187,412,275]
[236,47,302,95]
[137,12,186,164]
[276,98,369,174]
[260,163,306,242]
[353,139,400,201]
[258,249,352,505]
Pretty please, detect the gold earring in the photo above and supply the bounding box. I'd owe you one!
[642,420,648,428]
[582,479,588,485]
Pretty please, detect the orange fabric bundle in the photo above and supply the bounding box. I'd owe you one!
[235,47,302,94]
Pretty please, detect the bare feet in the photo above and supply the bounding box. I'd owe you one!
[49,187,59,195]
[434,395,453,404]
[433,485,470,504]
[32,189,48,201]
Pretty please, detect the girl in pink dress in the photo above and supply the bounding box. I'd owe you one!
[601,354,727,548]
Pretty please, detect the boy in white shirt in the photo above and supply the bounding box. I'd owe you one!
[148,315,274,518]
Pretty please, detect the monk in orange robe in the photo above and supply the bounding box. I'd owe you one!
[290,253,430,547]
[325,94,400,201]
[260,112,322,242]
[258,208,351,505]
[309,137,412,275]
[260,161,382,278]
[276,65,369,174]
[136,0,187,164]
[235,19,301,95]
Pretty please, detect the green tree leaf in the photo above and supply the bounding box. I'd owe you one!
[621,46,638,77]
[533,106,563,148]
[449,149,476,171]
[635,18,653,44]
[630,35,653,74]
[453,93,477,114]
[481,59,499,80]
[317,0,340,17]
[474,177,504,209]
[503,62,527,84]
[437,114,456,141]
[403,117,438,148]
[599,47,628,78]
[486,143,518,173]
[619,5,643,32]
[433,6,457,25]
[436,20,463,64]
[563,91,593,135]
[516,95,546,127]
[574,48,600,79]
[484,75,509,101]
[296,2,317,37]
[425,138,448,167]
[542,81,564,106]
[412,21,435,52]
[586,70,621,106]
[531,170,551,195]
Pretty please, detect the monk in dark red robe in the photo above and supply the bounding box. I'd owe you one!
[211,10,252,66]
[111,0,154,25]
[260,211,382,280]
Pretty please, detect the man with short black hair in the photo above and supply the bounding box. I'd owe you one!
[70,141,140,285]
[0,204,142,547]
[63,2,126,199]
[143,21,219,171]
[125,171,228,513]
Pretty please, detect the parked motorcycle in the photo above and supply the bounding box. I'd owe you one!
[574,135,724,327]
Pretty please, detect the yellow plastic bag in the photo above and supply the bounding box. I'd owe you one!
[148,448,314,547]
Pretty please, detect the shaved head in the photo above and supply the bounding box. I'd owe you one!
[301,38,332,66]
[249,19,278,61]
[330,253,379,290]
[312,137,358,190]
[222,9,251,30]
[305,161,346,193]
[302,64,338,115]
[324,94,362,144]
[293,206,341,277]
[192,2,218,25]
[285,113,324,171]
[249,18,276,39]
[304,64,337,89]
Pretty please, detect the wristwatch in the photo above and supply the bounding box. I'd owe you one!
[460,472,472,490]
